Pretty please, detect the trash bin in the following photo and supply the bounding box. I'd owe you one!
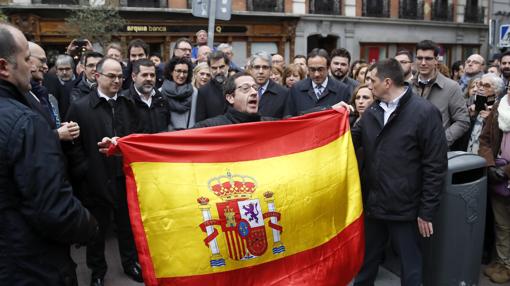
[423,151,487,286]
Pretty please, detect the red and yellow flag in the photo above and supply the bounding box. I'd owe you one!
[110,109,364,286]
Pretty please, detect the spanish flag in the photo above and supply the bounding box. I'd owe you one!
[110,109,364,286]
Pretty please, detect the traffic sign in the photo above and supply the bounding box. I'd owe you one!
[192,0,232,21]
[500,24,510,48]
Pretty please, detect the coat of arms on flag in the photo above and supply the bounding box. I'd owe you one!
[197,171,285,267]
[109,108,364,286]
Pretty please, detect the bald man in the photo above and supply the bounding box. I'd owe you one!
[27,41,80,141]
[0,22,97,285]
[459,53,485,92]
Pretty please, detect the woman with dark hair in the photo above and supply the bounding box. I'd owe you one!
[348,83,374,127]
[160,57,197,130]
[354,63,369,84]
[451,60,464,82]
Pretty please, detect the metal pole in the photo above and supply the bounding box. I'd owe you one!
[207,0,216,48]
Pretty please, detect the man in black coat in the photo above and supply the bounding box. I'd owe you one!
[121,59,171,133]
[248,52,289,119]
[349,59,448,286]
[195,50,231,122]
[70,51,103,103]
[0,23,97,286]
[329,48,359,94]
[65,58,143,286]
[44,54,77,119]
[194,72,260,128]
[284,48,351,116]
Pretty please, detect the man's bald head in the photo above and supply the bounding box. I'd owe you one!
[28,41,47,82]
[0,23,31,93]
[0,23,25,65]
[465,54,485,77]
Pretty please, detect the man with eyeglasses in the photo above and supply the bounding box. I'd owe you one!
[284,48,351,117]
[394,49,414,83]
[173,38,193,61]
[411,40,469,149]
[459,53,486,92]
[248,52,289,119]
[194,72,261,128]
[70,51,103,103]
[27,42,82,143]
[65,57,143,286]
[195,50,231,122]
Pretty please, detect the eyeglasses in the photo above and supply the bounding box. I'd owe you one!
[466,59,482,65]
[99,73,123,81]
[252,65,270,71]
[477,82,493,89]
[308,67,327,73]
[416,56,435,62]
[236,83,260,93]
[31,55,47,64]
[173,69,188,75]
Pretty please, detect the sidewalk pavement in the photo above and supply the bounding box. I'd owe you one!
[72,236,510,286]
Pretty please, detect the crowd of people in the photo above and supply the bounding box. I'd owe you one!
[1,21,510,286]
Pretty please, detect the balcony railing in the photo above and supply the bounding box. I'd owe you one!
[246,0,284,13]
[40,0,78,4]
[362,0,390,18]
[399,0,424,20]
[309,0,341,15]
[126,0,162,8]
[431,0,454,21]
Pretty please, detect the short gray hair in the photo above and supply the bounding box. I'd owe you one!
[248,52,272,68]
[482,73,505,96]
[217,43,232,52]
[55,54,75,68]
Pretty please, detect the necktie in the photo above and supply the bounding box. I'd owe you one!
[315,85,323,99]
[258,87,264,98]
[107,99,116,136]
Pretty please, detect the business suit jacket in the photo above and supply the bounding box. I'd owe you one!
[258,79,289,119]
[195,79,228,122]
[284,76,351,116]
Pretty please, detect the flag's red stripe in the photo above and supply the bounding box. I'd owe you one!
[115,109,349,164]
[124,167,159,286]
[154,216,364,286]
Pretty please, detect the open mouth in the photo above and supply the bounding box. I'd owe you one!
[248,98,258,106]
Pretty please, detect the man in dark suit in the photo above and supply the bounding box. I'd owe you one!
[330,48,359,94]
[284,48,351,116]
[248,52,288,119]
[195,50,231,122]
[65,57,143,286]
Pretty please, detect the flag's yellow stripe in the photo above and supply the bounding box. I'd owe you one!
[130,131,362,278]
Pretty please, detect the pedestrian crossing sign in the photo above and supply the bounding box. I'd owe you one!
[501,24,510,48]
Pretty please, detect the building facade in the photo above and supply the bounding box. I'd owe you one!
[1,0,495,67]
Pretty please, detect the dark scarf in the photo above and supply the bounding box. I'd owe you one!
[225,107,261,124]
[30,79,56,124]
[160,80,194,113]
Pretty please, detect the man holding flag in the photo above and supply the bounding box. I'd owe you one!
[349,58,448,286]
